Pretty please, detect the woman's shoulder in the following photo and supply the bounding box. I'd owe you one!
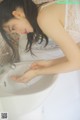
[37,3,65,27]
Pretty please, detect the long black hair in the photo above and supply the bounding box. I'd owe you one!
[0,0,48,55]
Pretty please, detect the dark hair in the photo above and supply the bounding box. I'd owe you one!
[0,0,48,56]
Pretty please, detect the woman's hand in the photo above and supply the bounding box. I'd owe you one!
[11,60,53,83]
[11,69,39,83]
[30,60,53,69]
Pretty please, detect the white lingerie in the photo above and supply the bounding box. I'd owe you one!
[65,3,80,43]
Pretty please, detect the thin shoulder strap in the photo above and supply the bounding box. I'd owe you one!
[39,1,56,11]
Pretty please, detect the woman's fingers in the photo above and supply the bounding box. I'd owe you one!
[11,75,27,83]
[30,61,48,69]
[11,76,19,80]
[30,63,39,69]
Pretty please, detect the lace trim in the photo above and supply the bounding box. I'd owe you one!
[64,3,80,43]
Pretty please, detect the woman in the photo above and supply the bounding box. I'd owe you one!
[0,0,80,82]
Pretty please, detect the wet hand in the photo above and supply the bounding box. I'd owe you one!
[11,69,38,83]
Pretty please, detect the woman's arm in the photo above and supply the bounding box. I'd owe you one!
[36,60,80,76]
[30,56,67,69]
[12,55,80,83]
[52,56,68,65]
[37,10,80,73]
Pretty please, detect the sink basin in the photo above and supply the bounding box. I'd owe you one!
[0,61,58,119]
[0,61,57,96]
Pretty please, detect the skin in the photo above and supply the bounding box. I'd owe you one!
[3,3,80,83]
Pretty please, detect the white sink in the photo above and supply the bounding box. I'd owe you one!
[0,61,57,96]
[0,61,58,119]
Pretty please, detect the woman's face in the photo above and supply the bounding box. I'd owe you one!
[3,8,33,34]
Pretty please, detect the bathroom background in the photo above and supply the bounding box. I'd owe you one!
[0,0,80,120]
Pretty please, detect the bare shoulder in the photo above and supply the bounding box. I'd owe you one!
[37,3,65,29]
